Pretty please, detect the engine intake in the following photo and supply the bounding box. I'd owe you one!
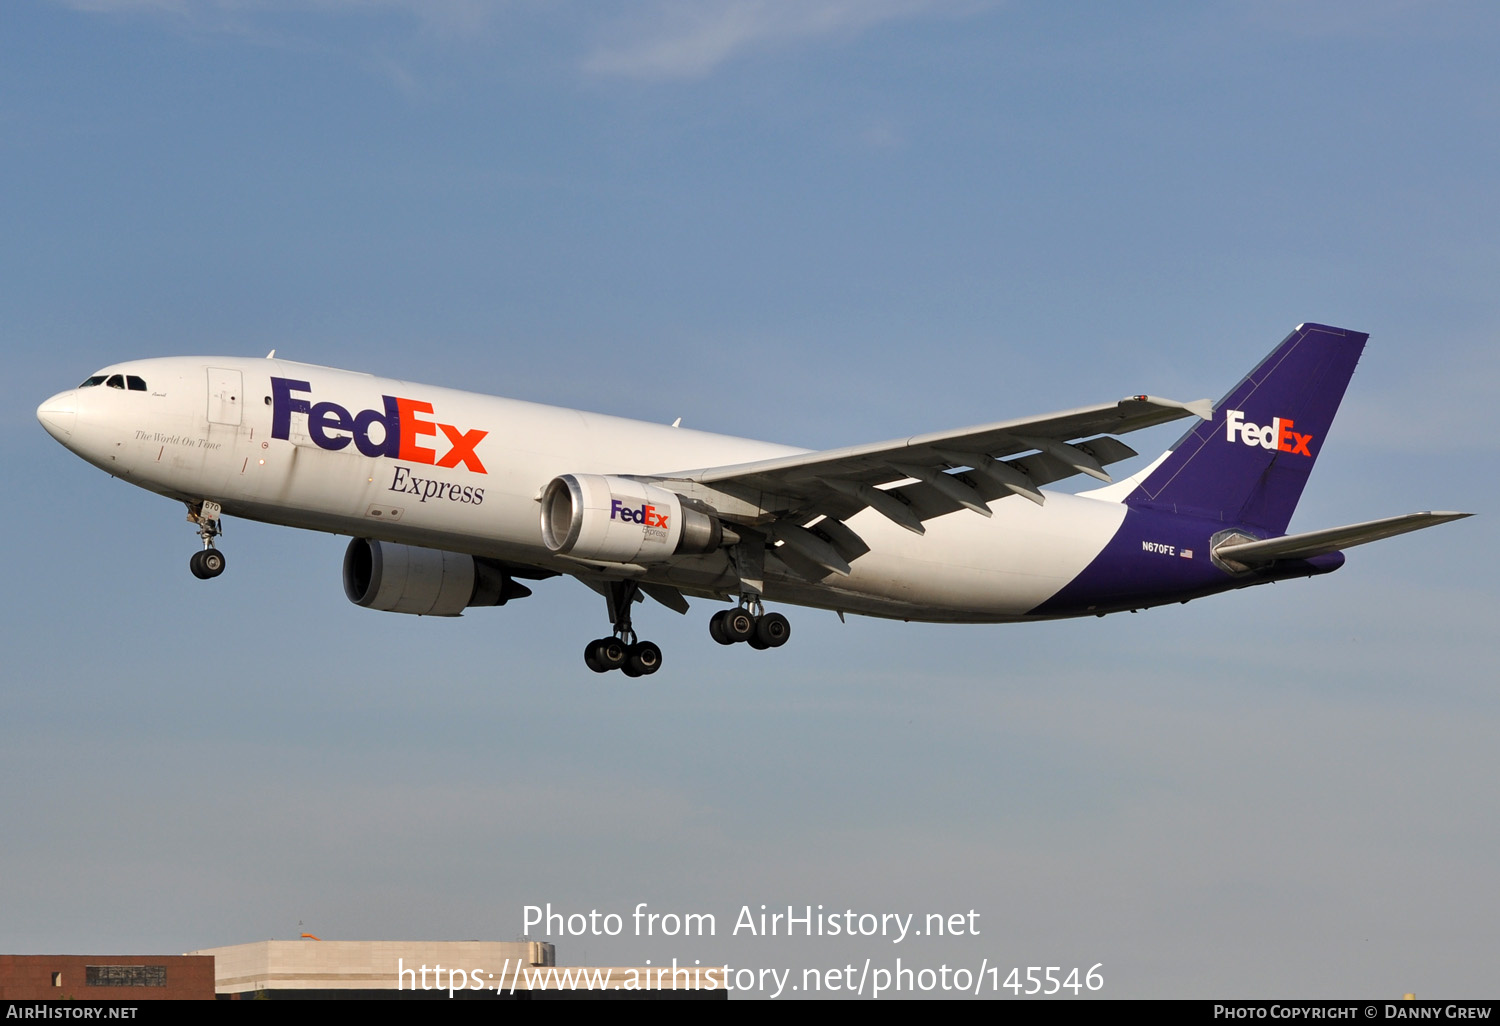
[343,538,530,616]
[541,474,724,564]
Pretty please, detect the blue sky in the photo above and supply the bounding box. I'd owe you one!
[3,0,1497,998]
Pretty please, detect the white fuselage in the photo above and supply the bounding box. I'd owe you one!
[39,356,1130,622]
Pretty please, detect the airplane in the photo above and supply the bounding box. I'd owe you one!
[36,322,1469,676]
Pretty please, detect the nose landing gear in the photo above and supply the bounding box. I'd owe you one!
[189,548,226,579]
[187,500,226,580]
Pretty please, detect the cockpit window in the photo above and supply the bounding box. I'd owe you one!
[79,372,149,391]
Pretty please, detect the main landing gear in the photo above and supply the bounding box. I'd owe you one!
[187,500,226,580]
[584,580,662,677]
[582,584,793,676]
[709,598,791,651]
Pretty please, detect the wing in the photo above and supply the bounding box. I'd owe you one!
[645,394,1212,579]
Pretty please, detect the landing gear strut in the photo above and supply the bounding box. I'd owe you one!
[584,580,663,677]
[709,597,791,650]
[187,500,226,580]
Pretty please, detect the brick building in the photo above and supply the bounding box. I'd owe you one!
[0,955,214,1000]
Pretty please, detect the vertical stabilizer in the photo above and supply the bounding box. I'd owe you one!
[1125,323,1367,534]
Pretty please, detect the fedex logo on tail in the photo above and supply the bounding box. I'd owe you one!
[1225,409,1313,456]
[270,377,488,473]
[611,499,669,529]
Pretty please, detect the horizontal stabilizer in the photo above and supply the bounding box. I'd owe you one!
[1213,511,1472,564]
[1129,394,1214,421]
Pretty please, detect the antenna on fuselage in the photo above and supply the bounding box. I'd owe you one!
[265,349,276,359]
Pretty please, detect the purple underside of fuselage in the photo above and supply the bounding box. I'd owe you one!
[1026,507,1344,617]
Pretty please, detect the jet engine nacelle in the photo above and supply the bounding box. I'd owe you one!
[541,474,723,564]
[343,538,530,616]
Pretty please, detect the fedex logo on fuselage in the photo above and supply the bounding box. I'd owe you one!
[270,377,488,473]
[611,499,669,530]
[1224,408,1314,457]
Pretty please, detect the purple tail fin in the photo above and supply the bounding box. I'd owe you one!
[1125,323,1367,534]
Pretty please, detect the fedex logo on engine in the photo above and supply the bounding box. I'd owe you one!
[270,377,488,473]
[1225,408,1313,456]
[611,499,669,529]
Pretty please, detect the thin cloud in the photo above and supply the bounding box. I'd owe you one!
[53,0,499,39]
[860,121,905,149]
[582,0,983,81]
[52,1,987,76]
[1237,0,1482,41]
[56,0,193,12]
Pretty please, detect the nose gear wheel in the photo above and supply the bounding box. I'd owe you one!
[186,500,226,579]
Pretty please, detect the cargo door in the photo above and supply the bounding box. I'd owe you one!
[207,368,243,426]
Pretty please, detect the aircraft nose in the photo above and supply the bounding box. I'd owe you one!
[37,390,78,443]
